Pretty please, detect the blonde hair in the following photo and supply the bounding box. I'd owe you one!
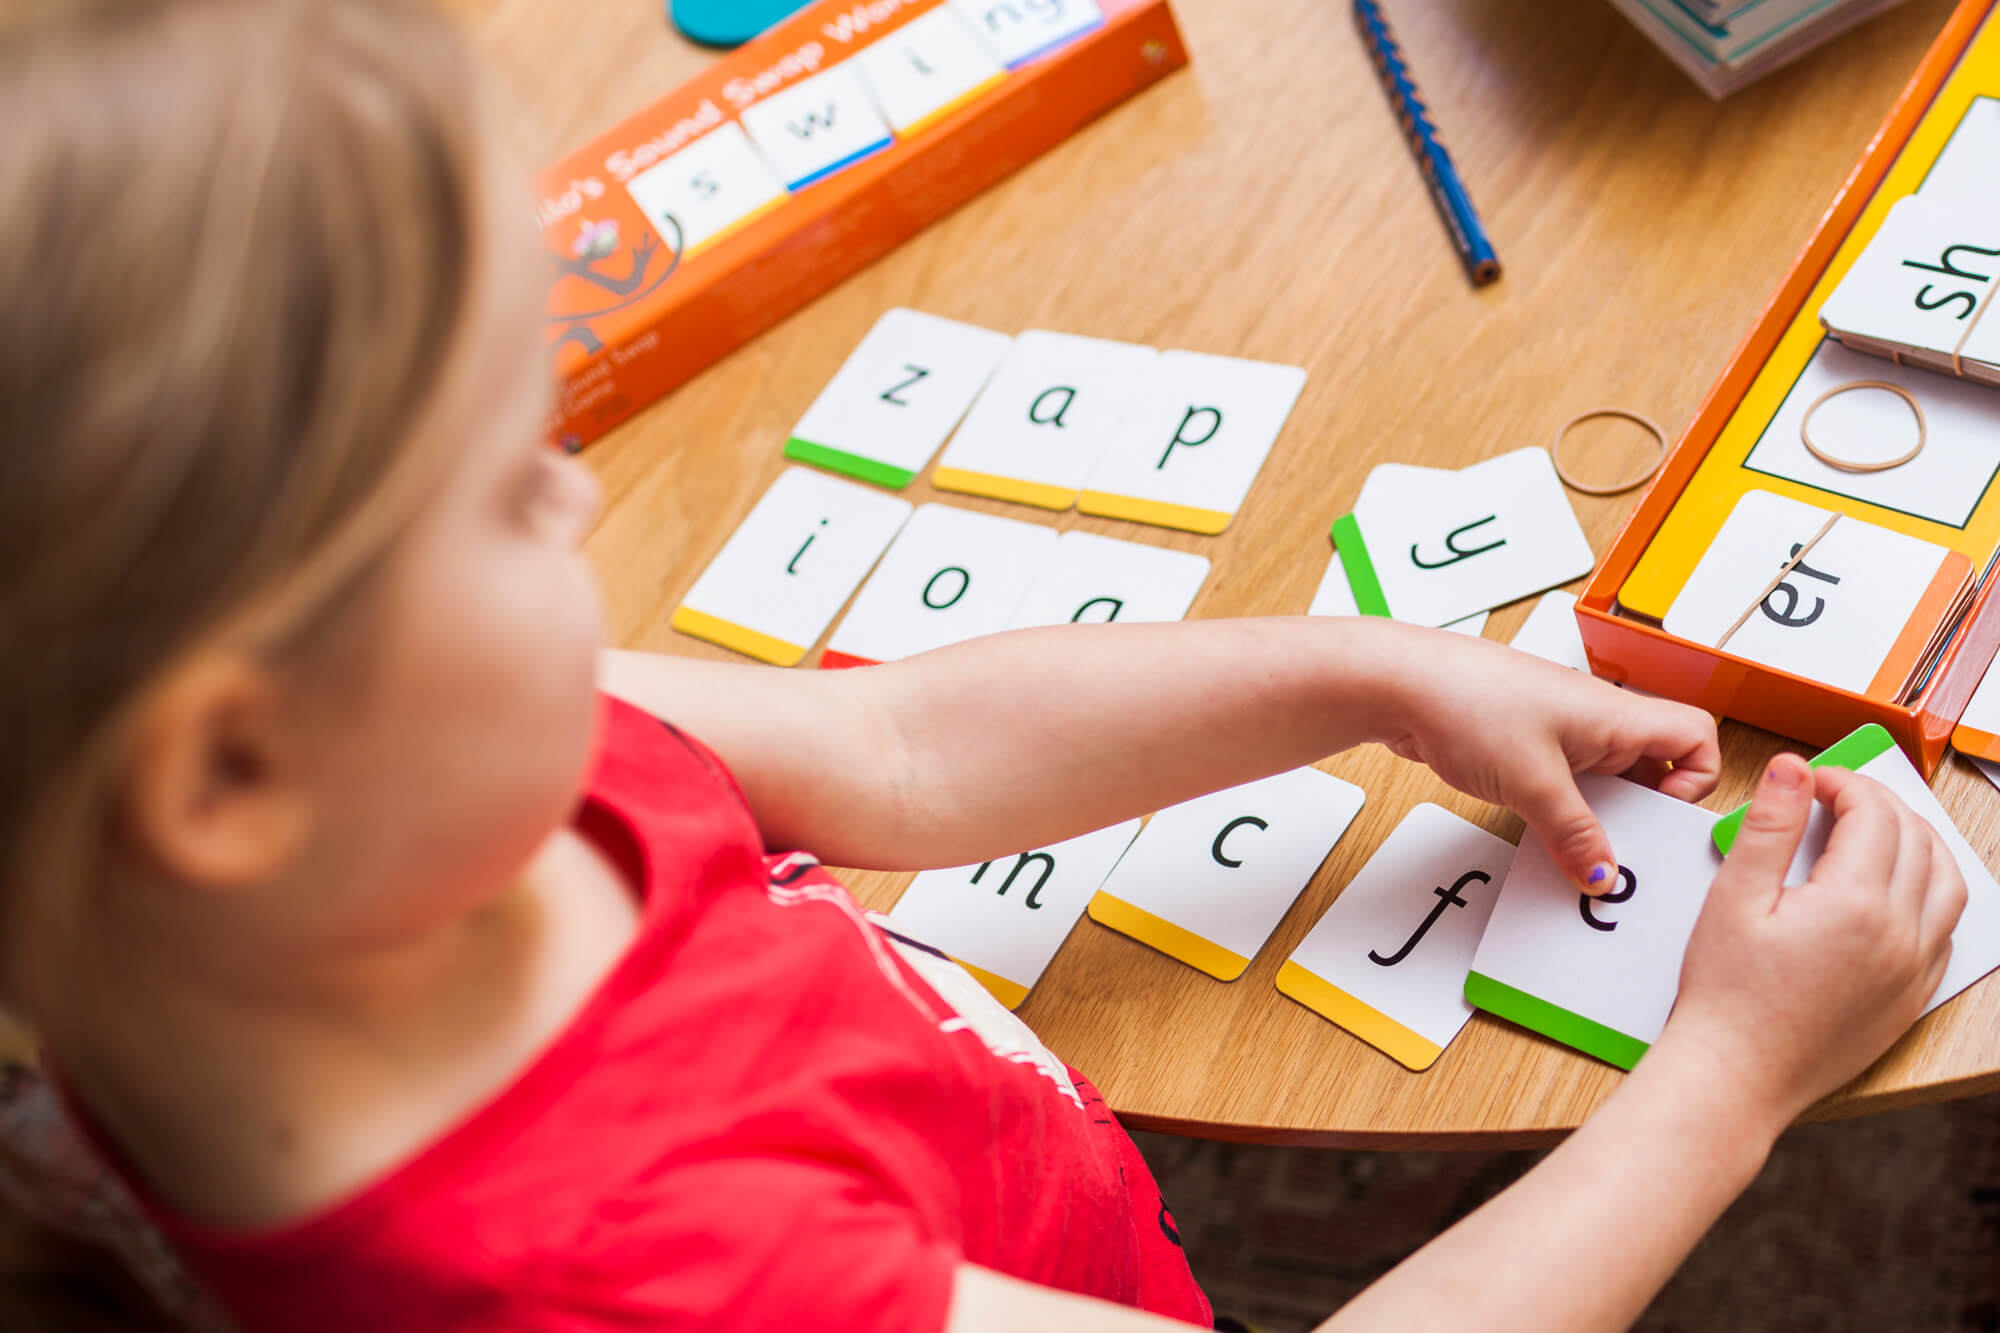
[0,0,488,1005]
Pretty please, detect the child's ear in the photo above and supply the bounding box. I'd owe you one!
[117,654,312,891]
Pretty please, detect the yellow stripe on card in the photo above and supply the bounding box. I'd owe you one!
[670,606,807,666]
[952,957,1030,1010]
[1076,491,1234,535]
[899,74,1008,138]
[931,466,1078,511]
[1274,961,1445,1071]
[682,195,789,260]
[1087,891,1251,981]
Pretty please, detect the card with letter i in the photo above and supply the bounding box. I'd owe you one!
[1330,449,1595,628]
[673,468,912,666]
[933,331,1158,511]
[1662,490,1971,701]
[1466,776,1723,1070]
[1006,531,1210,629]
[888,821,1141,1009]
[1076,351,1306,534]
[822,504,1056,668]
[1713,724,2000,1018]
[854,7,1007,136]
[785,309,1012,488]
[1277,804,1517,1070]
[1088,768,1365,981]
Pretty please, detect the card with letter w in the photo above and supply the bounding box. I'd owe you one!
[1330,448,1595,628]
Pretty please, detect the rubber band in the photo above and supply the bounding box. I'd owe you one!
[1953,278,2000,376]
[1551,408,1668,496]
[1799,380,1926,473]
[1715,512,1842,653]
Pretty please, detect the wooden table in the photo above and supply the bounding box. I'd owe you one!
[470,0,2000,1146]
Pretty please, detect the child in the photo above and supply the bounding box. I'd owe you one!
[0,1,1966,1330]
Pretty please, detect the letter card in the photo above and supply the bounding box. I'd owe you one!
[855,6,1007,135]
[1818,195,2000,381]
[786,308,1013,488]
[950,0,1105,68]
[1506,590,1590,670]
[1955,651,2000,762]
[1277,804,1517,1070]
[1006,530,1210,628]
[1662,490,1970,699]
[623,122,788,256]
[738,63,894,191]
[1466,775,1723,1070]
[1712,724,2000,1018]
[673,467,913,665]
[1308,547,1488,636]
[888,820,1141,1009]
[1077,351,1307,534]
[1088,767,1366,981]
[1330,448,1595,628]
[933,330,1158,510]
[822,503,1056,667]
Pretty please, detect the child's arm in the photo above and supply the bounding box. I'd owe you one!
[603,617,1717,887]
[943,756,1967,1333]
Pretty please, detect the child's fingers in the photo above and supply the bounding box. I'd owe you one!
[1883,809,1935,921]
[1919,829,1969,953]
[1711,754,1815,913]
[1519,770,1620,894]
[1805,769,1901,900]
[1637,705,1722,801]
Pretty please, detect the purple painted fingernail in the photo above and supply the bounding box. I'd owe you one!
[1587,863,1611,886]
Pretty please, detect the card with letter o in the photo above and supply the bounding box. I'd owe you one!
[1088,767,1366,981]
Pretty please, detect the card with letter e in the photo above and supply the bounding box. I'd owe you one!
[1006,530,1210,629]
[1088,768,1365,981]
[1331,448,1595,628]
[888,820,1141,1009]
[1308,547,1487,636]
[933,331,1158,510]
[673,468,912,666]
[1277,804,1517,1070]
[1466,776,1722,1071]
[1954,653,2000,762]
[785,309,1013,489]
[1077,351,1306,534]
[1662,491,1970,700]
[822,504,1055,668]
[1713,725,2000,1018]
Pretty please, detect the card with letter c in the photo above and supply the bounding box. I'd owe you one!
[1088,767,1366,981]
[1277,804,1516,1071]
[888,820,1141,1009]
[673,468,913,665]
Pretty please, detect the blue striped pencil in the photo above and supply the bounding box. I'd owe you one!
[1352,0,1502,287]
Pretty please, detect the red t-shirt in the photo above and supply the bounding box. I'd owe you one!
[79,696,1212,1332]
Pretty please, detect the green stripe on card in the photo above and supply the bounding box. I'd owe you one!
[1710,724,1896,854]
[1464,971,1651,1071]
[783,438,916,490]
[1330,513,1392,618]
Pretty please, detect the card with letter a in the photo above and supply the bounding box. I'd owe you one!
[822,503,1055,668]
[1662,490,1970,700]
[1006,530,1209,629]
[1466,775,1722,1070]
[1713,724,2000,1019]
[1330,449,1595,628]
[933,331,1158,510]
[673,468,912,666]
[888,820,1140,1009]
[1077,351,1306,534]
[1088,767,1365,981]
[785,309,1012,488]
[1277,804,1517,1070]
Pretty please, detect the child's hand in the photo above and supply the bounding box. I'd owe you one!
[1379,629,1720,892]
[1658,754,1965,1129]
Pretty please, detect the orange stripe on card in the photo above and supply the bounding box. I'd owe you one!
[931,466,1077,511]
[670,607,806,666]
[1275,961,1445,1071]
[1954,723,2000,761]
[1087,890,1250,980]
[1866,555,1973,699]
[1076,491,1233,535]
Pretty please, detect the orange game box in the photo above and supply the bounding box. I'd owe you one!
[1578,0,2000,777]
[537,0,1187,452]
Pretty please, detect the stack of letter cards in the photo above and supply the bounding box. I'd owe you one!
[1277,804,1517,1070]
[888,820,1141,1009]
[1326,449,1596,629]
[1662,490,1973,702]
[1819,195,2000,386]
[1086,767,1366,981]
